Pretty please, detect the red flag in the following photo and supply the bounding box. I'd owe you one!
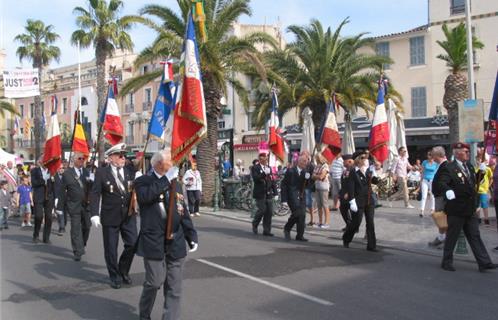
[171,12,207,164]
[368,85,390,162]
[43,96,62,175]
[269,89,286,163]
[102,87,124,145]
[318,98,342,164]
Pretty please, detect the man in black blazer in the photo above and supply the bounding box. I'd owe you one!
[433,142,496,272]
[31,158,55,244]
[90,143,138,289]
[57,152,93,260]
[135,149,198,320]
[338,154,354,230]
[251,152,276,236]
[282,154,311,241]
[342,150,380,252]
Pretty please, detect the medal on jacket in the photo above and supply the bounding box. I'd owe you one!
[158,193,167,219]
[457,171,464,183]
[106,181,113,193]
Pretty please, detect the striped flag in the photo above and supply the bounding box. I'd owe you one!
[171,11,207,164]
[42,95,62,175]
[318,97,342,164]
[12,117,20,135]
[71,110,90,157]
[100,86,124,146]
[368,81,390,162]
[269,89,286,163]
[148,62,176,141]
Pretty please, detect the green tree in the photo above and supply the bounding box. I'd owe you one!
[0,100,20,118]
[71,0,134,161]
[436,22,484,143]
[14,19,60,159]
[121,0,275,205]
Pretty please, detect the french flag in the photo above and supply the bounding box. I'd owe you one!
[269,89,286,163]
[368,82,390,163]
[42,95,62,176]
[101,86,124,146]
[318,97,342,164]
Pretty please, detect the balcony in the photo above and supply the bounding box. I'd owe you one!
[143,101,152,111]
[450,4,465,15]
[125,104,135,113]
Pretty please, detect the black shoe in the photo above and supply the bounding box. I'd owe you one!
[331,208,338,211]
[441,263,456,272]
[494,246,498,251]
[295,237,308,242]
[367,247,379,252]
[262,232,274,237]
[478,263,498,272]
[341,227,347,232]
[43,240,52,245]
[73,255,81,261]
[252,225,258,235]
[428,238,444,247]
[284,230,291,240]
[122,274,132,285]
[343,241,349,248]
[484,219,490,225]
[32,237,40,244]
[110,280,122,289]
[375,204,382,208]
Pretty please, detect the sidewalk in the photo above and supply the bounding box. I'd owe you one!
[200,199,498,261]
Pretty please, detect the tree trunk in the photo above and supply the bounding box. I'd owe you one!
[443,72,468,144]
[447,107,459,144]
[95,44,108,163]
[197,76,222,206]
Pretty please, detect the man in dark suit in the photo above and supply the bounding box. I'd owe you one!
[31,158,55,244]
[53,165,65,234]
[282,154,311,241]
[251,152,276,236]
[135,149,198,320]
[342,150,380,252]
[338,154,354,230]
[57,152,93,260]
[90,143,138,288]
[432,142,496,272]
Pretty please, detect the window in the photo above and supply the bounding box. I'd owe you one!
[375,42,390,70]
[62,98,68,113]
[81,97,88,106]
[129,93,134,105]
[145,88,152,103]
[247,111,257,130]
[410,36,425,66]
[411,87,427,117]
[20,104,24,117]
[30,103,34,118]
[218,121,225,129]
[451,0,466,15]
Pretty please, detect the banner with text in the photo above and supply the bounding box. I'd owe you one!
[2,68,40,98]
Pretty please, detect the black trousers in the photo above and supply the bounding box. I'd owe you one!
[33,200,53,242]
[342,205,376,249]
[69,207,91,257]
[253,198,273,233]
[339,200,352,226]
[442,215,492,267]
[284,204,306,239]
[187,190,201,214]
[102,216,138,282]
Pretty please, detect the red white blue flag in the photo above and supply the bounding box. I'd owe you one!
[318,97,342,164]
[368,82,390,162]
[42,95,62,175]
[269,89,286,163]
[101,86,124,145]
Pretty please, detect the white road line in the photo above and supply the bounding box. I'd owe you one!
[196,258,334,307]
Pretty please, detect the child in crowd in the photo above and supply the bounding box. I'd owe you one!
[0,181,11,230]
[16,176,33,227]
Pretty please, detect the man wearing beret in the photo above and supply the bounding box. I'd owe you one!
[433,142,496,272]
[251,152,276,236]
[90,143,138,288]
[342,150,380,251]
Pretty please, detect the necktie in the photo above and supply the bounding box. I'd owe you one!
[462,163,469,178]
[117,168,126,192]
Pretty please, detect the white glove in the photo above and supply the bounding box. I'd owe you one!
[56,210,63,216]
[166,166,179,182]
[91,216,101,228]
[42,171,50,182]
[445,190,456,200]
[87,173,95,182]
[54,198,59,208]
[274,196,279,201]
[479,163,487,171]
[189,242,198,253]
[369,165,377,177]
[264,167,271,175]
[349,199,358,213]
[305,172,311,179]
[281,202,288,206]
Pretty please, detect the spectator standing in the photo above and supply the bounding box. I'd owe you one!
[183,161,202,217]
[31,159,55,244]
[389,147,414,208]
[233,159,245,180]
[0,181,11,230]
[312,154,330,228]
[419,151,438,217]
[475,156,493,225]
[492,163,498,251]
[16,176,33,227]
[329,155,343,211]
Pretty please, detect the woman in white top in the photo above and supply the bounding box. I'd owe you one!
[183,161,203,217]
[312,154,330,228]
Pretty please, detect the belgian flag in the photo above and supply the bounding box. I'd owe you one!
[71,110,90,157]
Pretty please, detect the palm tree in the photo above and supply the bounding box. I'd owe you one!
[14,19,60,159]
[71,0,134,161]
[250,19,399,129]
[436,22,484,143]
[121,0,276,205]
[0,100,20,117]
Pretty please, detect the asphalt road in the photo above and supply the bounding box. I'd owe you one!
[1,214,497,320]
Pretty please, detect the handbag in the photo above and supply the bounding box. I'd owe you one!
[416,190,422,201]
[431,211,448,229]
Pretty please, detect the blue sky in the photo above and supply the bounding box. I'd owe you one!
[1,0,427,69]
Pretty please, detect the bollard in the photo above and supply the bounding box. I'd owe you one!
[213,171,219,212]
[455,231,468,254]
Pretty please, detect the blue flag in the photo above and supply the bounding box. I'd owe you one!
[148,75,176,140]
[488,71,498,120]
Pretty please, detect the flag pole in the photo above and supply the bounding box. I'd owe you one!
[69,41,83,164]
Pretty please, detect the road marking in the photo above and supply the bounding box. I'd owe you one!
[196,258,334,306]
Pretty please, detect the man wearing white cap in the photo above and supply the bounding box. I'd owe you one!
[89,143,138,289]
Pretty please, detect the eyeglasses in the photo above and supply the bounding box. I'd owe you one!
[77,157,85,160]
[360,156,368,160]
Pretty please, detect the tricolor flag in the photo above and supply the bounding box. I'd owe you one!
[171,11,207,164]
[268,89,286,163]
[487,70,498,153]
[100,86,124,146]
[12,116,20,135]
[71,110,90,157]
[368,82,390,163]
[318,97,342,164]
[148,62,176,141]
[42,95,62,176]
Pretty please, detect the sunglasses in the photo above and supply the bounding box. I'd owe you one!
[77,157,85,160]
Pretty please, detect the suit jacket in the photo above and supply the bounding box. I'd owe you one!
[433,160,477,217]
[90,165,133,226]
[280,166,308,210]
[343,167,379,208]
[135,172,198,260]
[251,164,276,199]
[30,167,55,204]
[0,189,10,208]
[339,168,352,201]
[57,167,91,214]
